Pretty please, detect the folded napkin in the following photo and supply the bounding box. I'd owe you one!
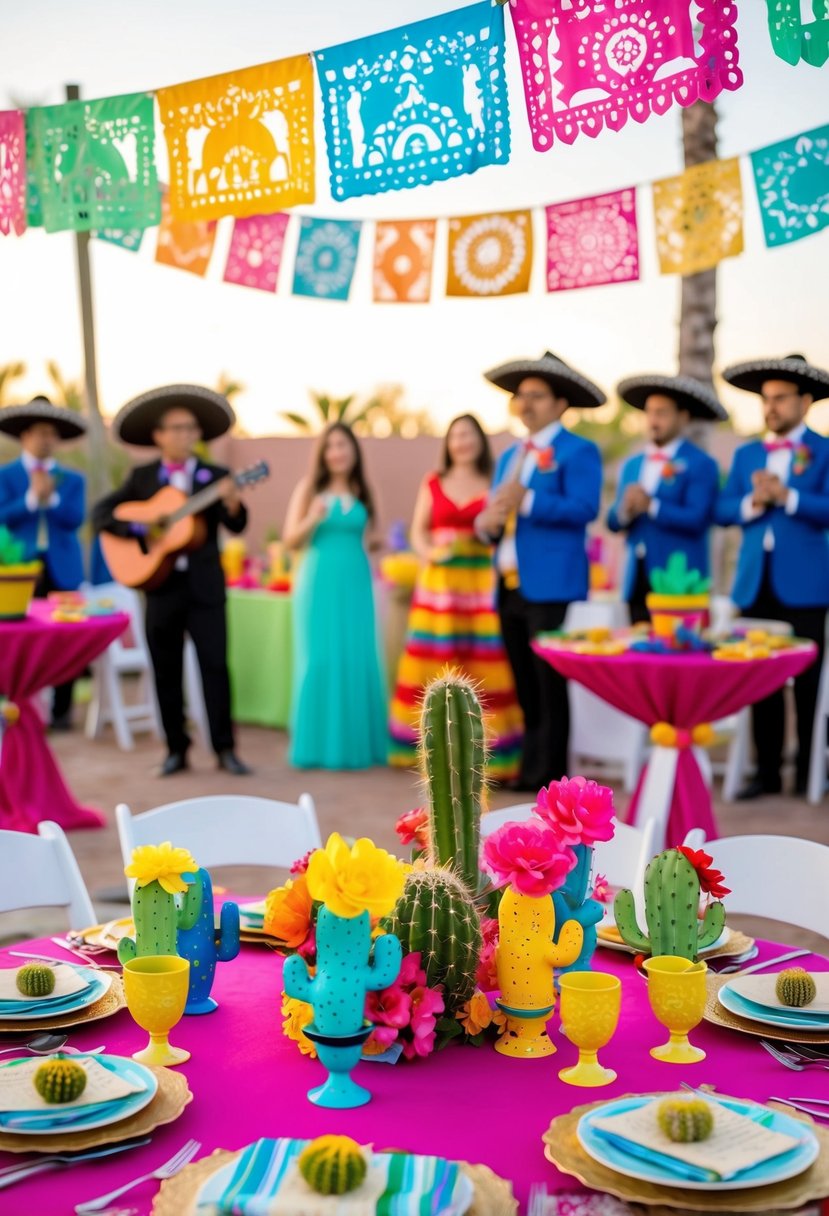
[196,1138,472,1216]
[0,963,89,1005]
[0,1056,145,1119]
[728,973,829,1017]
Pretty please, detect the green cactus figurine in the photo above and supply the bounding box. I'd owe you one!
[34,1058,87,1104]
[776,968,817,1007]
[381,868,482,1013]
[118,871,202,964]
[15,963,56,997]
[613,848,726,960]
[419,673,485,897]
[657,1097,714,1142]
[299,1135,367,1195]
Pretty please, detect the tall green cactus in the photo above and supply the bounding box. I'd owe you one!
[118,875,202,964]
[419,673,485,896]
[613,848,725,961]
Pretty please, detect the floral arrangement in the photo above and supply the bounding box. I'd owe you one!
[792,443,812,476]
[534,775,615,849]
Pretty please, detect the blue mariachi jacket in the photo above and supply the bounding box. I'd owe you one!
[0,459,86,589]
[491,428,602,604]
[606,439,720,600]
[715,427,829,609]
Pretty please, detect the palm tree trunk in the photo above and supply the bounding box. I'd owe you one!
[678,100,718,392]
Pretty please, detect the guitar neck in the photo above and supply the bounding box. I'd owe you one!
[166,478,226,525]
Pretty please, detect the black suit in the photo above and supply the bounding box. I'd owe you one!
[93,459,247,757]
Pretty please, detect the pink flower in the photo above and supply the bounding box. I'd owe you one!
[398,951,427,988]
[592,874,611,904]
[403,985,445,1059]
[395,807,429,850]
[290,849,315,876]
[482,821,577,898]
[475,918,500,991]
[365,983,412,1030]
[534,775,616,848]
[297,926,316,963]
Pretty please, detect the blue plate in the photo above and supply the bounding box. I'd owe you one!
[578,1095,818,1191]
[0,970,110,1021]
[718,983,829,1031]
[0,1054,157,1135]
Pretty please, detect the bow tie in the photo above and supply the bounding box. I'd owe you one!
[522,439,538,453]
[764,439,794,452]
[30,462,48,472]
[162,461,188,473]
[646,450,671,462]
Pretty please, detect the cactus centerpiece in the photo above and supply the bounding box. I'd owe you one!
[613,848,727,960]
[118,843,202,964]
[177,868,240,1015]
[15,963,56,997]
[299,1136,367,1195]
[34,1058,87,1104]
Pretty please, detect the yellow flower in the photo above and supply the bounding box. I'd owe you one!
[281,992,316,1057]
[456,990,494,1035]
[124,842,198,895]
[306,833,406,920]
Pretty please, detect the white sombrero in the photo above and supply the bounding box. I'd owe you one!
[112,384,236,447]
[0,396,88,441]
[722,354,829,402]
[484,351,606,409]
[616,374,728,421]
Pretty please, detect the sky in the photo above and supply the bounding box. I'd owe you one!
[1,0,828,438]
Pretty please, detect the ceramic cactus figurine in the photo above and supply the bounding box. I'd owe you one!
[552,844,604,974]
[613,848,725,960]
[15,963,56,997]
[657,1097,714,1142]
[118,869,202,964]
[381,868,482,1013]
[299,1136,367,1195]
[776,968,817,1007]
[419,674,485,897]
[34,1058,87,1104]
[177,868,240,1015]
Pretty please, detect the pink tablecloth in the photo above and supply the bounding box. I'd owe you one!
[532,642,818,845]
[0,604,129,833]
[1,936,827,1215]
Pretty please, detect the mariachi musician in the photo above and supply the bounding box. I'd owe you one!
[93,385,251,777]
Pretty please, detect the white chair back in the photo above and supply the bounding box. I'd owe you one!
[563,601,631,631]
[592,818,656,894]
[480,803,536,838]
[704,834,829,940]
[0,822,96,929]
[681,827,707,851]
[569,687,648,793]
[116,794,322,872]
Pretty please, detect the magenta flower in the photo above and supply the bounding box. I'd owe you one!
[592,873,611,904]
[397,951,427,988]
[365,983,412,1030]
[290,849,315,876]
[534,775,616,848]
[403,985,445,1059]
[482,821,577,898]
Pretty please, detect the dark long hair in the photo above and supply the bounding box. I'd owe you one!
[439,413,493,478]
[310,422,375,519]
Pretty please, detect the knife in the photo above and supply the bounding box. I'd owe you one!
[730,949,813,976]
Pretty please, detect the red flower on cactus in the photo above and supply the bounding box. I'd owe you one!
[677,847,731,899]
[395,806,430,850]
[482,821,577,898]
[534,775,616,848]
[475,918,499,992]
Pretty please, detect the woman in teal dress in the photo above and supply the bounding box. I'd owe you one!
[284,423,387,768]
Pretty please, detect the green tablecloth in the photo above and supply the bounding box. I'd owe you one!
[227,589,292,728]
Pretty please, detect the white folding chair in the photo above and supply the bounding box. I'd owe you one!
[0,822,96,930]
[115,794,322,872]
[84,582,161,751]
[592,818,656,894]
[681,827,707,851]
[480,803,536,837]
[807,649,829,805]
[703,835,829,941]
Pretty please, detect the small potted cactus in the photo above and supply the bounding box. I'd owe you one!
[646,552,711,641]
[613,846,728,960]
[0,526,40,620]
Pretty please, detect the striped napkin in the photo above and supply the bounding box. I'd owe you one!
[195,1138,473,1216]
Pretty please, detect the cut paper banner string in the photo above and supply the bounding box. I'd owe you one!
[751,123,829,247]
[446,209,533,297]
[224,212,290,292]
[765,0,829,66]
[373,219,436,303]
[314,1,510,202]
[27,93,160,234]
[509,0,743,152]
[653,157,744,276]
[24,121,42,230]
[545,188,639,293]
[157,56,315,223]
[94,227,145,252]
[155,192,217,276]
[292,216,362,300]
[0,111,26,236]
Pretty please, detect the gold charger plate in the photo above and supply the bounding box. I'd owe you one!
[0,1064,191,1153]
[705,973,829,1045]
[153,1148,517,1215]
[542,1093,829,1212]
[0,975,126,1033]
[81,918,279,950]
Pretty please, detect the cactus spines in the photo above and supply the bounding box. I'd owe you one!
[299,1136,367,1195]
[177,868,240,1015]
[15,963,56,997]
[34,1058,88,1104]
[419,674,485,896]
[118,873,203,965]
[776,967,817,1008]
[613,848,726,960]
[380,868,482,1012]
[657,1097,714,1143]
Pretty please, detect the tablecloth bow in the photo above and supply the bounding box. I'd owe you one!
[650,722,715,749]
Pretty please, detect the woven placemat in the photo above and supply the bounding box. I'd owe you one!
[704,973,829,1045]
[0,974,126,1033]
[597,928,755,963]
[153,1148,517,1215]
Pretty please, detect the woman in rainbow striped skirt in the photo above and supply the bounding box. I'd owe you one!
[389,415,523,780]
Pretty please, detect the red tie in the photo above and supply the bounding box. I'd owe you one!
[764,439,794,453]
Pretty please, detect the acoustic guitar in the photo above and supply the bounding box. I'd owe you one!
[100,461,269,591]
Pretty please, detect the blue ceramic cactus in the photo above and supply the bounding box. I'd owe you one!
[552,844,604,974]
[177,868,240,1014]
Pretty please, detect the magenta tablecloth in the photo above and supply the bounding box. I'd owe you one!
[0,604,129,833]
[531,642,818,845]
[1,937,827,1215]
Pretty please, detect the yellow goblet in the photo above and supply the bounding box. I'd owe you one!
[123,956,191,1067]
[558,971,621,1087]
[644,956,707,1064]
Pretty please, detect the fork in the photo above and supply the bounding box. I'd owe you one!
[0,1137,152,1188]
[716,948,812,976]
[73,1138,201,1213]
[760,1040,829,1070]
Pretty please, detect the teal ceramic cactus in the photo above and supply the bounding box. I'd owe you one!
[118,874,202,964]
[177,868,240,1014]
[419,673,485,897]
[553,844,604,973]
[613,848,725,960]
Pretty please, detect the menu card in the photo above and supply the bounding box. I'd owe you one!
[729,974,829,1015]
[0,1057,145,1113]
[0,963,88,1002]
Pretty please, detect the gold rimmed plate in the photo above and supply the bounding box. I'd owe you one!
[0,976,126,1033]
[597,919,754,963]
[705,974,829,1045]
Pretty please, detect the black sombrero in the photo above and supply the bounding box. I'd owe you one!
[722,354,829,402]
[112,384,236,447]
[616,374,728,422]
[484,351,606,409]
[0,396,88,441]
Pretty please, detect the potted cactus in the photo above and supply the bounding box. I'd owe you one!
[646,552,711,641]
[613,846,729,961]
[0,526,40,621]
[118,843,202,964]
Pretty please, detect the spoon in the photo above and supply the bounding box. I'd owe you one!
[0,1033,68,1056]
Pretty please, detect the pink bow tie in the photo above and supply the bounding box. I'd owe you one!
[764,439,794,452]
[31,463,47,472]
[522,439,537,453]
[163,461,187,473]
[647,450,670,462]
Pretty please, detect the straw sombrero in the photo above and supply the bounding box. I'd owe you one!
[484,351,606,409]
[616,374,728,421]
[722,354,829,402]
[0,396,87,441]
[112,384,236,447]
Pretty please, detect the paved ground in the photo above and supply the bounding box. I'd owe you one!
[6,724,829,954]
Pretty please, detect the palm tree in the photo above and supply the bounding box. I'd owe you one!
[45,360,84,412]
[0,362,25,406]
[279,390,377,434]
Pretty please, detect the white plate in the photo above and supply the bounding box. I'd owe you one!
[0,1054,157,1135]
[0,971,112,1021]
[597,914,731,956]
[718,983,829,1032]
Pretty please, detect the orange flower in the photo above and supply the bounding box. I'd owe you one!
[264,875,313,947]
[281,993,316,1058]
[456,990,494,1036]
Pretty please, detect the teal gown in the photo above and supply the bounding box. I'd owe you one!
[289,496,387,769]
